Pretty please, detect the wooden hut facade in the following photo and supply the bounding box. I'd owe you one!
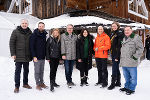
[31,0,150,25]
[1,0,150,25]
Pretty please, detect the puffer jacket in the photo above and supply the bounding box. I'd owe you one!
[9,26,32,62]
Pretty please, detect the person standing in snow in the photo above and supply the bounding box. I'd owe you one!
[9,19,32,93]
[145,35,150,60]
[119,26,144,95]
[108,22,124,90]
[61,24,77,88]
[76,29,94,86]
[30,22,48,91]
[46,28,61,92]
[94,26,111,88]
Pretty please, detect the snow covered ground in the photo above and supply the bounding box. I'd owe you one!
[0,56,150,100]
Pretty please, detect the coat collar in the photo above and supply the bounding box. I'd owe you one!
[122,33,135,44]
[97,32,106,37]
[65,32,76,36]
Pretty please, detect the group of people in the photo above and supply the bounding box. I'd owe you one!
[9,19,144,95]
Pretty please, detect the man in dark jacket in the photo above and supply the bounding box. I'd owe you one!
[30,22,48,91]
[145,35,150,60]
[9,19,32,93]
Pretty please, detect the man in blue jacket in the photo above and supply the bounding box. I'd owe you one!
[30,22,48,90]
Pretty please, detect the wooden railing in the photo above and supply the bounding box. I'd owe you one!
[7,0,32,14]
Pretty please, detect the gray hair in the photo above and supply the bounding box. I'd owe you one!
[66,24,74,28]
[20,19,29,24]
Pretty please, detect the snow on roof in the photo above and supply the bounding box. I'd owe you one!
[37,14,113,30]
[38,14,150,30]
[0,12,40,29]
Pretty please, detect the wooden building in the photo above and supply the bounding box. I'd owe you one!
[1,0,150,24]
[31,0,150,25]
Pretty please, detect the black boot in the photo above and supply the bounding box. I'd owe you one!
[115,75,121,87]
[126,89,135,95]
[50,80,54,92]
[53,80,60,88]
[53,82,60,88]
[80,77,84,86]
[108,76,116,90]
[84,76,89,86]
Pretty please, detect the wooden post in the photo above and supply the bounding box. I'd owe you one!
[61,0,64,14]
[86,0,89,10]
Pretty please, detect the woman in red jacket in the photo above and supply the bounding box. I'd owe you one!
[94,26,111,88]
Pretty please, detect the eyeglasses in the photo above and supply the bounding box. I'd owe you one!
[67,28,73,30]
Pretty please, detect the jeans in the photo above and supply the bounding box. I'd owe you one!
[95,58,108,85]
[15,62,29,88]
[64,60,75,83]
[34,60,45,85]
[112,56,121,78]
[122,67,137,91]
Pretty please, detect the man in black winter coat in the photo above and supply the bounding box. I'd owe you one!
[30,22,48,90]
[145,35,150,60]
[9,19,32,93]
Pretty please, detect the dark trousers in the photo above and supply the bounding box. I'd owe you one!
[146,48,150,60]
[112,56,121,79]
[49,58,59,82]
[15,62,29,88]
[95,58,108,85]
[64,60,75,83]
[80,58,88,77]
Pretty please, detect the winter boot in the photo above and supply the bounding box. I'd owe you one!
[84,76,89,86]
[115,75,121,87]
[36,85,42,90]
[40,83,48,89]
[95,80,102,86]
[119,88,129,92]
[108,76,116,90]
[53,82,60,88]
[126,89,135,95]
[80,77,84,86]
[23,84,32,89]
[14,87,19,93]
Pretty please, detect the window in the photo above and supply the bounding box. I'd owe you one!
[128,0,148,20]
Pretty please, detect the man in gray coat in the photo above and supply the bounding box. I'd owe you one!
[119,26,144,95]
[61,24,77,88]
[9,19,32,93]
